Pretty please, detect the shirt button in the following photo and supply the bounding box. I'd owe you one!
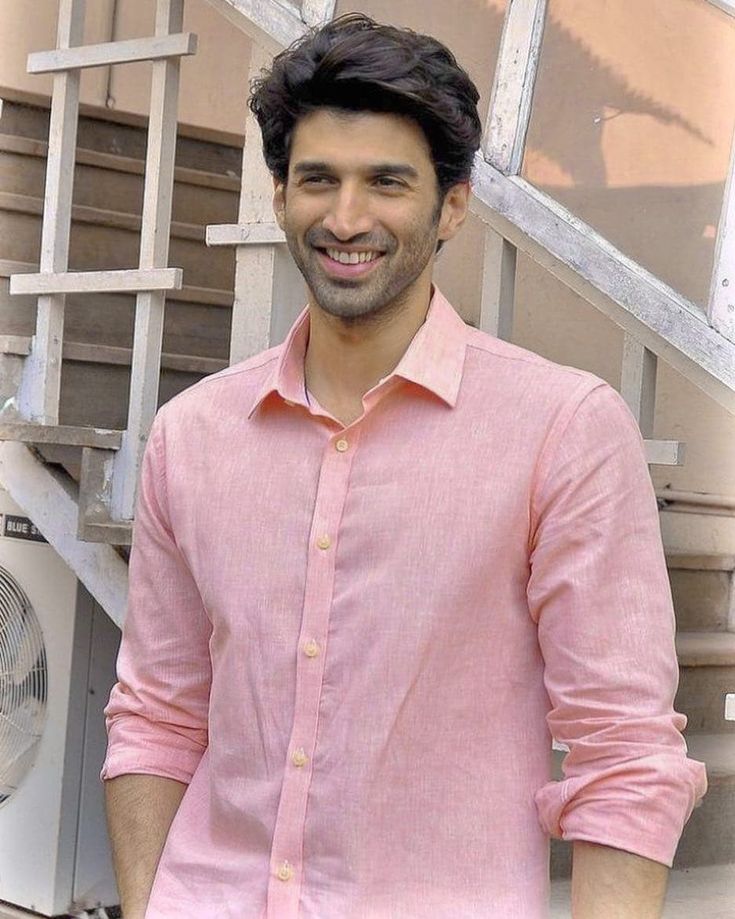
[277,860,293,881]
[291,748,308,767]
[304,639,320,657]
[335,438,349,452]
[316,534,331,549]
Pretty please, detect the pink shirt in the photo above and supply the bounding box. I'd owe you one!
[102,287,707,919]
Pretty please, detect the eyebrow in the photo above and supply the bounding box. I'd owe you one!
[292,161,420,180]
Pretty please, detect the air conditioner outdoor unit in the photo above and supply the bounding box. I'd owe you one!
[0,484,120,916]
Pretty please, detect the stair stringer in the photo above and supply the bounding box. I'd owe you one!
[0,439,128,627]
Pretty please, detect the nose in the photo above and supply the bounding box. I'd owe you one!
[321,183,374,241]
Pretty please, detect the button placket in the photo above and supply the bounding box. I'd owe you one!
[265,427,362,919]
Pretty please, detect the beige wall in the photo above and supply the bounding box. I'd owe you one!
[0,0,251,135]
[1,0,733,550]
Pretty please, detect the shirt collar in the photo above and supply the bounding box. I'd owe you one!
[247,286,469,419]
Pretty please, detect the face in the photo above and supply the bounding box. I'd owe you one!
[272,108,468,323]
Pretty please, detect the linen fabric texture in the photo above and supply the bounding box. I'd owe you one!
[101,288,707,919]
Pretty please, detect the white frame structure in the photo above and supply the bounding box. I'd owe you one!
[1,0,734,603]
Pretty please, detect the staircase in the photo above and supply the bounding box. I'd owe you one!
[0,0,734,912]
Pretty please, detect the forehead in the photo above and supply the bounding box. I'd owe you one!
[288,108,434,174]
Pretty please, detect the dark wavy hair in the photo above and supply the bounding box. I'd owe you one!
[248,13,482,199]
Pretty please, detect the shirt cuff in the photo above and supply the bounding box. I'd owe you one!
[534,752,708,866]
[100,712,207,785]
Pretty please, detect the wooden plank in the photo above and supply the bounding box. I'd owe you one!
[206,221,286,246]
[470,157,735,414]
[19,0,85,424]
[201,0,306,55]
[0,133,240,192]
[62,340,227,374]
[78,518,132,546]
[478,225,516,340]
[0,440,129,625]
[643,439,685,466]
[28,32,198,74]
[111,0,186,521]
[620,335,657,437]
[230,44,279,363]
[77,446,133,545]
[705,0,735,16]
[483,0,548,175]
[301,0,338,26]
[0,259,35,277]
[0,335,31,355]
[708,115,735,344]
[10,268,183,295]
[0,422,122,449]
[0,191,204,241]
[2,261,231,305]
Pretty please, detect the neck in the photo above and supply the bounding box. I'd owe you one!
[303,278,434,408]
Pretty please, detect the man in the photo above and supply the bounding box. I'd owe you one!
[102,13,707,919]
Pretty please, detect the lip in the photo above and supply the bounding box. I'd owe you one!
[315,248,385,279]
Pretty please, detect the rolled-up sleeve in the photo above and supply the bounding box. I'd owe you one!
[528,379,708,866]
[100,409,212,785]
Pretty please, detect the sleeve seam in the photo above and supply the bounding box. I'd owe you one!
[527,377,610,551]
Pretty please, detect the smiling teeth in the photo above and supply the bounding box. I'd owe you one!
[326,248,380,264]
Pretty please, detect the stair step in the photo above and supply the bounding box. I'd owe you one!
[550,734,735,877]
[0,422,122,449]
[0,94,243,170]
[676,631,735,666]
[0,195,235,291]
[674,632,735,734]
[1,260,233,362]
[551,862,735,918]
[0,134,240,228]
[667,554,734,632]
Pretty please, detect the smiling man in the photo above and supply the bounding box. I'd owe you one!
[101,14,707,919]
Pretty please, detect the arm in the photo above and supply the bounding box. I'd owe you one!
[527,381,707,867]
[571,841,669,919]
[105,774,187,919]
[100,410,212,912]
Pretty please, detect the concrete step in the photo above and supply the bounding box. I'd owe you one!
[667,553,734,632]
[0,134,240,229]
[1,261,232,360]
[0,194,235,291]
[551,862,735,918]
[0,94,243,175]
[676,632,735,733]
[550,733,735,877]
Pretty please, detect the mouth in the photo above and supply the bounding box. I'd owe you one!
[314,246,385,279]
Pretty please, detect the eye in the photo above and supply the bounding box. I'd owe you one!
[302,174,333,185]
[374,176,404,189]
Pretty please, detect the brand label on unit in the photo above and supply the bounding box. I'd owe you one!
[2,514,47,543]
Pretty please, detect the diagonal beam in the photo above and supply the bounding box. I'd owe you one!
[202,0,305,54]
[470,155,735,415]
[705,0,735,15]
[302,0,337,27]
[0,440,128,626]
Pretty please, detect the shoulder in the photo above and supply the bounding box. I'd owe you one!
[154,344,281,428]
[462,323,614,415]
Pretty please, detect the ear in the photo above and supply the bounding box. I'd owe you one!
[437,181,470,243]
[272,175,286,230]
